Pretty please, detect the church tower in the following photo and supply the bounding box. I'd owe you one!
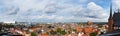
[108,5,113,32]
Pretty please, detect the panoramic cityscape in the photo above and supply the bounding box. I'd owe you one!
[0,0,120,36]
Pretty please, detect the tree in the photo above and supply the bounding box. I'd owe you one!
[56,28,67,35]
[60,30,66,35]
[57,28,62,33]
[50,29,57,34]
[90,32,97,36]
[31,32,37,36]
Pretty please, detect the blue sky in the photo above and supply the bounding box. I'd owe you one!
[0,0,119,22]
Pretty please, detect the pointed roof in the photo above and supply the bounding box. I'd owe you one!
[108,4,113,20]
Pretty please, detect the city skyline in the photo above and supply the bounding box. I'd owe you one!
[0,0,119,22]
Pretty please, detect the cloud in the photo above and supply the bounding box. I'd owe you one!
[86,2,107,19]
[75,2,108,22]
[0,0,108,22]
[112,0,120,8]
[7,8,19,15]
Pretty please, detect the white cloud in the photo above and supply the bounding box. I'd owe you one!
[112,0,120,8]
[86,2,108,22]
[71,2,108,22]
[87,2,108,18]
[0,0,108,22]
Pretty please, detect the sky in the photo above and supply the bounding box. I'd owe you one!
[0,0,119,22]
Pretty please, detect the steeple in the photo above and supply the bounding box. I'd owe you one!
[109,4,112,20]
[108,3,114,32]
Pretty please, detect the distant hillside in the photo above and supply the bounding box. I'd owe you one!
[75,22,107,24]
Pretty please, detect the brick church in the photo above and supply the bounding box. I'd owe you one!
[108,5,120,32]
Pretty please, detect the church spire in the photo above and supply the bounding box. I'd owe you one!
[109,4,112,20]
[108,2,114,32]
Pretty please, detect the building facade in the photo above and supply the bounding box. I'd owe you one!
[108,5,120,32]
